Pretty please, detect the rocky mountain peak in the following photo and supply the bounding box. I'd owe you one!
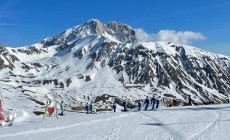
[0,43,6,52]
[106,21,136,42]
[83,19,106,35]
[40,19,136,46]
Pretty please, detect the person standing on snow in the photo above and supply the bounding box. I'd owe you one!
[112,102,116,112]
[123,101,127,111]
[138,100,142,111]
[188,95,192,105]
[85,103,89,114]
[228,94,230,103]
[89,102,93,114]
[59,100,65,116]
[155,96,160,109]
[151,95,156,109]
[144,96,150,110]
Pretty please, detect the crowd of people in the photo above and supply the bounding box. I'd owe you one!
[45,95,192,116]
[83,95,171,114]
[82,95,161,114]
[120,95,160,113]
[85,102,93,114]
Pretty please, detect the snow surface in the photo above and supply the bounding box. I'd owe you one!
[1,104,230,140]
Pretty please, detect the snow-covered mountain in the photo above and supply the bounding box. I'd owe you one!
[0,19,230,113]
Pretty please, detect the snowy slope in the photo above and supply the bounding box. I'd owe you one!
[1,104,230,140]
[0,19,229,114]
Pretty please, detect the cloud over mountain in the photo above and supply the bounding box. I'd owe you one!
[135,28,207,45]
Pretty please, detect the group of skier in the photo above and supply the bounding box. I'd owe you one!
[119,95,160,113]
[85,102,93,114]
[47,94,170,116]
[137,95,160,111]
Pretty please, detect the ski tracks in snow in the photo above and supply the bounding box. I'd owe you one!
[99,121,121,140]
[0,113,130,139]
[189,110,221,140]
[140,110,184,140]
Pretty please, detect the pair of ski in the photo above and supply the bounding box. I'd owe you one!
[0,120,13,127]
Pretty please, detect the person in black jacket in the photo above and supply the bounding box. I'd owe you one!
[89,103,93,114]
[138,100,142,111]
[112,102,116,112]
[188,95,192,105]
[123,101,127,111]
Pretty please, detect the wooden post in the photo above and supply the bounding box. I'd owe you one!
[171,99,174,107]
[0,100,3,121]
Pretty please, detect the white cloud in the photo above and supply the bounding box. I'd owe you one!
[134,28,154,42]
[135,28,207,45]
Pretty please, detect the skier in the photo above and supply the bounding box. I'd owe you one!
[89,102,93,114]
[188,95,192,105]
[59,100,64,116]
[228,94,230,103]
[155,96,160,109]
[85,103,89,114]
[138,100,142,111]
[144,96,150,110]
[151,95,156,109]
[112,102,116,112]
[123,101,127,111]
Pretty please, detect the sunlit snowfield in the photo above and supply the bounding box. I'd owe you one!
[1,104,230,140]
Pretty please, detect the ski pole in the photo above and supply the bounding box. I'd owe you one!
[0,92,3,103]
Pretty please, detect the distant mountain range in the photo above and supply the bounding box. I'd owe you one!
[0,19,230,112]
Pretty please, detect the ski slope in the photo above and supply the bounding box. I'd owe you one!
[1,104,230,140]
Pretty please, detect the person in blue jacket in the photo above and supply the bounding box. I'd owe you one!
[155,96,160,109]
[112,102,116,112]
[85,103,89,114]
[151,95,156,109]
[144,96,150,110]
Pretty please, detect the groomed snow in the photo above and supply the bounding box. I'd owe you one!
[1,104,230,140]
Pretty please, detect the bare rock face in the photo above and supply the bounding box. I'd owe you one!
[108,43,230,103]
[106,21,135,42]
[40,19,135,47]
[0,43,5,51]
[85,19,106,35]
[0,43,19,70]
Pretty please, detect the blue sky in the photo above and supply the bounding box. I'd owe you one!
[0,0,230,56]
